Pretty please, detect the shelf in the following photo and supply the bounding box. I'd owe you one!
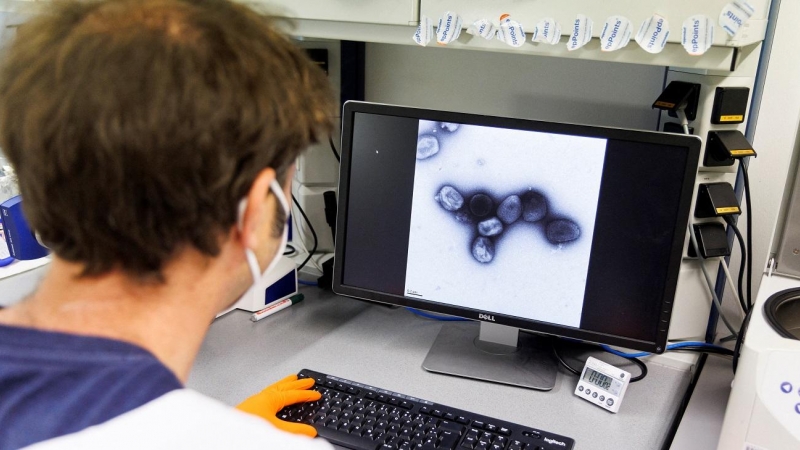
[289,19,761,72]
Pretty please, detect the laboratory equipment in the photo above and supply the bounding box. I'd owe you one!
[716,276,800,449]
[216,256,297,317]
[1,195,49,260]
[279,369,576,450]
[332,102,700,390]
[573,356,630,413]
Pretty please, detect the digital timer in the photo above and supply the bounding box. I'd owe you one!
[574,356,631,413]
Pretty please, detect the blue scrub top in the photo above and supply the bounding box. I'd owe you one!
[0,323,182,449]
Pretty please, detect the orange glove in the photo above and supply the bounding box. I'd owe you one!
[236,374,321,437]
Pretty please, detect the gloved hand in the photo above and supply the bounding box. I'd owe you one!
[236,374,321,437]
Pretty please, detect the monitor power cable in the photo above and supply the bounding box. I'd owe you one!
[552,342,648,383]
[741,163,754,310]
[329,137,341,162]
[724,215,748,313]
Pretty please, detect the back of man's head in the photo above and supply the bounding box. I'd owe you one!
[0,0,333,280]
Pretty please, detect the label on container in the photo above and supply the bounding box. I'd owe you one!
[600,16,633,52]
[412,16,433,46]
[531,18,561,45]
[682,15,714,56]
[635,14,670,54]
[720,1,755,37]
[496,16,526,48]
[0,225,9,259]
[436,11,463,45]
[566,14,593,51]
[466,19,496,40]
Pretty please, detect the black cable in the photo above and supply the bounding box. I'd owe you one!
[291,194,317,272]
[669,346,735,357]
[283,244,297,256]
[329,137,340,163]
[628,358,648,382]
[741,164,753,310]
[552,345,581,376]
[725,216,748,313]
[552,341,647,382]
[733,304,754,373]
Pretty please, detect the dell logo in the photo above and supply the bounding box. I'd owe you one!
[478,313,495,322]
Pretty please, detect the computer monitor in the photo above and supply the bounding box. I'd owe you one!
[333,101,700,390]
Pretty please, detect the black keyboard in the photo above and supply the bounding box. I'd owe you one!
[278,369,575,450]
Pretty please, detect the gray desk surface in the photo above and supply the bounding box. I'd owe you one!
[188,287,691,450]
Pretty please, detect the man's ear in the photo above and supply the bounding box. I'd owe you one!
[238,168,277,250]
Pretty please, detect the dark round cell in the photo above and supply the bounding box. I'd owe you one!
[497,195,522,224]
[469,193,494,217]
[546,219,581,244]
[522,192,548,222]
[472,236,495,263]
[435,186,464,211]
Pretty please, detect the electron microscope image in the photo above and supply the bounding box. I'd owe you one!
[435,185,582,263]
[404,120,607,328]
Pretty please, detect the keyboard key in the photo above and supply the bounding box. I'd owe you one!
[456,416,469,425]
[432,409,444,418]
[485,424,498,432]
[439,421,464,434]
[462,436,477,449]
[472,421,485,430]
[420,406,432,414]
[498,427,511,436]
[444,413,455,420]
[522,430,541,439]
[366,391,377,400]
[439,430,460,450]
[400,400,414,409]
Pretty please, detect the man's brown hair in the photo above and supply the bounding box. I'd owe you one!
[0,0,333,279]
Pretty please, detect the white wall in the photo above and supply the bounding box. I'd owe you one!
[364,43,665,130]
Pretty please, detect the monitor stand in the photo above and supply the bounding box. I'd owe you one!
[421,321,557,391]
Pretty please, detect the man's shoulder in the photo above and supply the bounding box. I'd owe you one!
[23,389,333,450]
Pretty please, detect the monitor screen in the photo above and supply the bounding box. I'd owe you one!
[333,102,700,353]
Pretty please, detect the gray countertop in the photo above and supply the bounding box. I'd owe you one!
[188,286,691,450]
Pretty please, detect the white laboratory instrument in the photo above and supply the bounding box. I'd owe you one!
[216,256,297,317]
[574,356,630,413]
[717,274,800,450]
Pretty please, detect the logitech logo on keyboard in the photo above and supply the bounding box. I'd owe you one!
[478,313,496,322]
[545,437,567,447]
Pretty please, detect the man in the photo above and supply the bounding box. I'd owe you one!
[0,0,335,448]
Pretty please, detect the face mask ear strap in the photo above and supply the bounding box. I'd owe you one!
[269,179,290,215]
[237,198,262,282]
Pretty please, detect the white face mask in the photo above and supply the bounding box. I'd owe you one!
[238,179,290,286]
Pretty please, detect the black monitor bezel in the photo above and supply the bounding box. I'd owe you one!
[333,101,700,354]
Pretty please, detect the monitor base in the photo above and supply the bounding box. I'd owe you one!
[422,321,557,391]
